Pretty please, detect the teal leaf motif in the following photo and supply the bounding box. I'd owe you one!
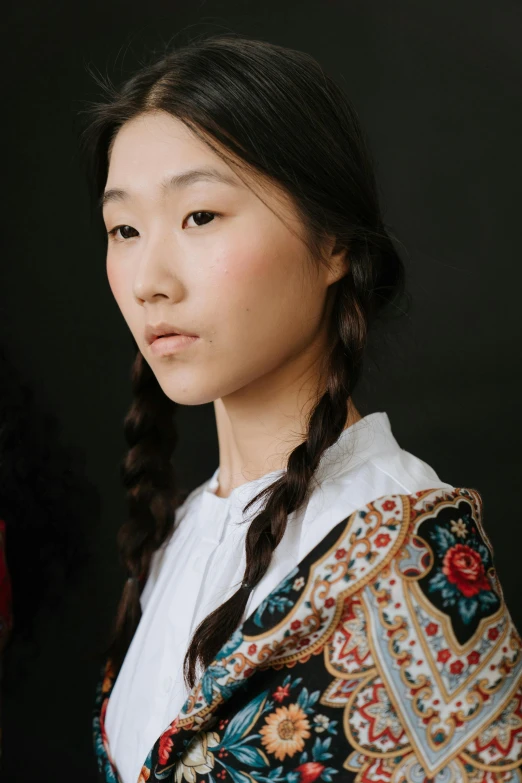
[458,597,479,624]
[251,766,286,782]
[432,527,456,556]
[201,664,231,705]
[296,686,320,714]
[322,768,340,781]
[221,690,270,747]
[326,719,339,735]
[252,568,300,628]
[227,743,269,768]
[216,628,244,660]
[312,735,333,762]
[480,590,500,610]
[440,585,458,603]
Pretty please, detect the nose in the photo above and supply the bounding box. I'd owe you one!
[132,231,184,304]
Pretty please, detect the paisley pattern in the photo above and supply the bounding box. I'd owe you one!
[93,487,522,783]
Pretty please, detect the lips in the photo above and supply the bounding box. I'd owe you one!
[145,322,199,344]
[149,333,199,356]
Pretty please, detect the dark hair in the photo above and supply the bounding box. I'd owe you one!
[78,32,407,690]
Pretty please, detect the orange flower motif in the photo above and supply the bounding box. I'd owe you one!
[259,703,311,761]
[138,766,151,782]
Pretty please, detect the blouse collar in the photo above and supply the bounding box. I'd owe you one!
[201,411,398,519]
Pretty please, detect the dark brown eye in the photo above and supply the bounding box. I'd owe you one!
[119,225,138,239]
[185,211,217,227]
[108,225,139,241]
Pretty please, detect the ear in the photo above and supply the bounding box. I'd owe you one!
[323,237,350,287]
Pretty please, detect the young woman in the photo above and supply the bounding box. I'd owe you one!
[80,34,522,783]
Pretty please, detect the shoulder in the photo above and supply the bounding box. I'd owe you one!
[251,485,522,777]
[339,485,522,777]
[338,410,454,495]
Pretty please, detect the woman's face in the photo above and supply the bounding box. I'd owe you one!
[102,110,344,405]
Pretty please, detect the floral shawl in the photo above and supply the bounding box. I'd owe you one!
[93,486,522,783]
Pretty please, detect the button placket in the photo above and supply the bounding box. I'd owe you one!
[186,500,232,639]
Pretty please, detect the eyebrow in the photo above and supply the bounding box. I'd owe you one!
[100,166,242,210]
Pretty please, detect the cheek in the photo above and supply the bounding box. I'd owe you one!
[205,235,317,350]
[106,258,121,301]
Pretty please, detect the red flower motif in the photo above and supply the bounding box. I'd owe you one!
[248,643,257,655]
[467,650,481,666]
[324,597,335,608]
[425,623,439,636]
[158,726,179,766]
[437,649,451,664]
[335,548,347,560]
[488,627,499,641]
[273,683,290,702]
[450,660,464,675]
[442,544,491,598]
[382,500,396,511]
[295,761,325,783]
[291,620,302,630]
[244,667,254,677]
[375,533,391,548]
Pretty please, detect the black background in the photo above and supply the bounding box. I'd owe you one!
[2,1,521,780]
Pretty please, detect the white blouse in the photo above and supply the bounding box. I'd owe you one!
[104,411,454,783]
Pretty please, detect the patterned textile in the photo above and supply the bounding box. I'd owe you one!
[93,487,522,783]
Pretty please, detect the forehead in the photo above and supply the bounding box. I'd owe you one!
[107,111,238,183]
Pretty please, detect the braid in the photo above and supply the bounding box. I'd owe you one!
[106,349,183,676]
[183,266,370,689]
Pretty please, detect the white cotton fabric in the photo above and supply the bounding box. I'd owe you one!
[104,411,454,783]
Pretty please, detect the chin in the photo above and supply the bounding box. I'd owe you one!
[154,373,221,407]
[155,364,261,407]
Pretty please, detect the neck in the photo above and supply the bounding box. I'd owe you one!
[211,350,362,499]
